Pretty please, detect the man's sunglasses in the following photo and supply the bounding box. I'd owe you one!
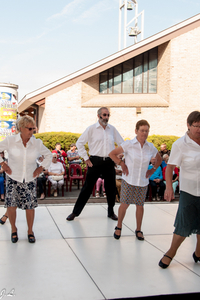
[102,113,110,117]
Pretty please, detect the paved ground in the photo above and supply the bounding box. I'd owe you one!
[1,202,199,300]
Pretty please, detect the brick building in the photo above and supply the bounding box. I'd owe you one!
[18,14,200,139]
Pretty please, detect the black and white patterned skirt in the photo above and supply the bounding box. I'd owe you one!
[5,176,38,210]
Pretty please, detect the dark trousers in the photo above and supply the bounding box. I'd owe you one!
[149,180,165,198]
[37,176,46,195]
[72,156,116,216]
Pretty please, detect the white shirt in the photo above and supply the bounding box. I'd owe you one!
[168,132,200,196]
[76,121,124,161]
[0,133,52,183]
[121,137,158,187]
[48,161,64,174]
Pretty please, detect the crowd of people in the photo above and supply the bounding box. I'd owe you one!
[0,108,199,268]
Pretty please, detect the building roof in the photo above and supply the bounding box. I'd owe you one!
[18,13,200,113]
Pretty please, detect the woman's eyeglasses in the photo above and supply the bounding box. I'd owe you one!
[25,127,36,131]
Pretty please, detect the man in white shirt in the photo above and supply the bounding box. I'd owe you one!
[67,107,124,221]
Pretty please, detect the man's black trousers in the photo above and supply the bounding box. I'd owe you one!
[72,156,116,216]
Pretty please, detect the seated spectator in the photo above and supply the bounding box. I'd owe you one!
[159,143,170,158]
[67,143,82,165]
[52,142,67,168]
[96,176,106,198]
[148,159,165,201]
[0,151,6,201]
[37,168,48,200]
[36,155,48,200]
[48,153,65,197]
[163,159,179,196]
[115,154,123,202]
[161,154,169,169]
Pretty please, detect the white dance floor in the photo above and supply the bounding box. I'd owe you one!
[0,202,200,299]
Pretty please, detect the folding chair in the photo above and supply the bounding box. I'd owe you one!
[68,164,84,192]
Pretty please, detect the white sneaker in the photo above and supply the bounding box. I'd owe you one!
[54,190,57,197]
[103,192,106,198]
[96,192,100,198]
[152,197,156,201]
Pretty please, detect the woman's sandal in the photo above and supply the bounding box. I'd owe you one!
[193,252,200,263]
[28,233,36,243]
[114,226,122,240]
[11,232,18,243]
[135,230,144,241]
[0,215,8,225]
[159,254,173,269]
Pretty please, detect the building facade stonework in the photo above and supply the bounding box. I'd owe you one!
[18,15,200,139]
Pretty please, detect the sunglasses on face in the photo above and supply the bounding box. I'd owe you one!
[102,113,110,117]
[25,127,36,131]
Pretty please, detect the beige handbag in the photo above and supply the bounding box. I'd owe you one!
[51,175,63,181]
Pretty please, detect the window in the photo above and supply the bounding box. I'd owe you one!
[113,65,122,93]
[148,48,157,93]
[123,59,133,93]
[99,47,158,94]
[134,54,143,93]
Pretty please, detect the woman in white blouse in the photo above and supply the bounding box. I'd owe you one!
[109,120,161,241]
[0,116,52,243]
[48,153,65,197]
[159,111,200,268]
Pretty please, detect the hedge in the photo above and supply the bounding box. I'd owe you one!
[34,132,82,152]
[147,135,179,151]
[35,132,180,152]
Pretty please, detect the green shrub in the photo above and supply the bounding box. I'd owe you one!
[147,135,180,151]
[34,132,83,152]
[34,132,180,158]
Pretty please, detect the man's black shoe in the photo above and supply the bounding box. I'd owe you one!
[66,213,76,221]
[108,213,118,221]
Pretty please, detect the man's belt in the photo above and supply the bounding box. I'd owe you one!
[90,156,111,161]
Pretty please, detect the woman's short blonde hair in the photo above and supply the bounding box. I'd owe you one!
[17,116,35,132]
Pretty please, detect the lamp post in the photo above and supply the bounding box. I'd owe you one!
[118,0,144,50]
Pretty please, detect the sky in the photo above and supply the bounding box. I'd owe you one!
[0,0,200,100]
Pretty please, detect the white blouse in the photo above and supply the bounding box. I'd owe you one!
[0,133,52,183]
[168,133,200,196]
[121,137,158,187]
[48,161,64,174]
